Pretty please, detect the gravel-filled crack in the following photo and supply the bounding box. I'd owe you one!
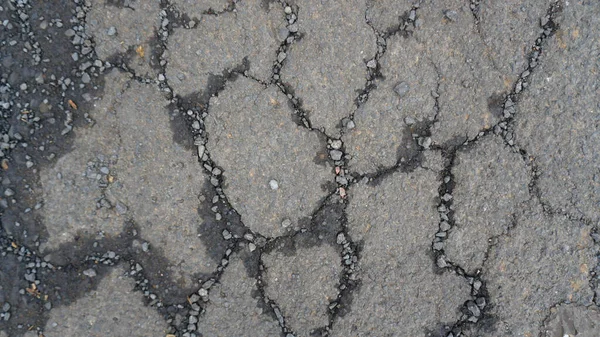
[476,1,562,146]
[421,4,567,334]
[256,254,297,336]
[429,147,490,336]
[469,0,481,27]
[343,1,422,138]
[153,4,349,336]
[271,1,312,130]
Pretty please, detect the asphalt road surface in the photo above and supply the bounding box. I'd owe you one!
[0,0,599,336]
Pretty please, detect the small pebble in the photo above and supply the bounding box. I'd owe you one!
[443,10,458,22]
[81,72,91,84]
[287,23,298,33]
[409,9,416,21]
[277,52,287,63]
[394,82,410,98]
[330,150,343,161]
[330,139,342,149]
[115,201,128,214]
[83,268,97,277]
[421,137,432,149]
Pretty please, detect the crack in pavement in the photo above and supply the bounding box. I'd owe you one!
[1,0,600,336]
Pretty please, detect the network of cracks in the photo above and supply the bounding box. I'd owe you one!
[0,0,599,336]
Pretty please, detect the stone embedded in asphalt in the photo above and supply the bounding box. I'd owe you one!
[82,268,97,278]
[330,149,343,161]
[393,81,410,98]
[269,179,279,190]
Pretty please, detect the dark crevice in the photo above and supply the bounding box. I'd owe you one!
[201,0,238,17]
[254,193,360,337]
[339,1,422,138]
[480,215,518,272]
[538,300,574,337]
[428,147,490,337]
[257,254,296,336]
[469,0,481,29]
[472,0,563,146]
[421,6,565,332]
[348,118,434,186]
[161,240,241,335]
[324,202,361,335]
[271,2,312,131]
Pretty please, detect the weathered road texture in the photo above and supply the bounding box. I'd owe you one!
[0,0,599,336]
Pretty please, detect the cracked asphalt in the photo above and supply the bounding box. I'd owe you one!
[0,0,599,336]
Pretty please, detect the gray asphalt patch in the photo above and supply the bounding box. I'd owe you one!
[205,77,332,238]
[263,244,341,336]
[42,266,168,336]
[469,200,597,337]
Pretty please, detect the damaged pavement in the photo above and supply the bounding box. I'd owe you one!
[0,0,599,336]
